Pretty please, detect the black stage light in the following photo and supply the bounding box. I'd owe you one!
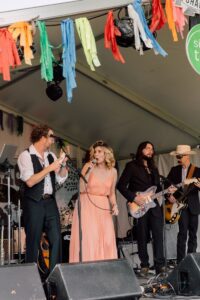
[46,82,63,101]
[53,64,64,84]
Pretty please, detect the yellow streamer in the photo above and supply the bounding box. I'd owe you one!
[8,22,34,65]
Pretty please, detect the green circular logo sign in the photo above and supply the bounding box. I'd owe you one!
[186,24,200,75]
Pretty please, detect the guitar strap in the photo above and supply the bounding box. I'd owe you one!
[183,164,196,194]
[186,164,196,180]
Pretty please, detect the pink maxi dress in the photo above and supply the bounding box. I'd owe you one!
[69,168,117,262]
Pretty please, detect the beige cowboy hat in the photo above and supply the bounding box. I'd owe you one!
[170,145,196,156]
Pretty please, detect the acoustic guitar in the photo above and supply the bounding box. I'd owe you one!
[165,177,200,224]
[37,233,49,276]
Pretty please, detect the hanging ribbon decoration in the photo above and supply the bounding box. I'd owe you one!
[150,0,167,33]
[132,0,167,57]
[165,0,178,42]
[16,116,24,135]
[7,113,15,133]
[0,28,21,81]
[172,6,187,39]
[61,19,77,102]
[37,21,55,82]
[128,4,153,55]
[75,18,101,71]
[104,11,125,63]
[8,22,34,65]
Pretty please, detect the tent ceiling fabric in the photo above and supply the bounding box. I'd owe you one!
[0,4,200,159]
[0,0,132,26]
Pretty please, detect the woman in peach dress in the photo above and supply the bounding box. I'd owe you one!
[69,140,119,263]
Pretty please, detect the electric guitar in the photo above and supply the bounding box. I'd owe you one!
[128,178,199,219]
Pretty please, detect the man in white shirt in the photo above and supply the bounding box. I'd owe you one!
[18,124,68,273]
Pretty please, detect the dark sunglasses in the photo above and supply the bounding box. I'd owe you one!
[176,154,186,159]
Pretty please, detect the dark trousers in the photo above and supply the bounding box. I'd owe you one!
[177,208,198,264]
[23,196,62,271]
[136,208,164,272]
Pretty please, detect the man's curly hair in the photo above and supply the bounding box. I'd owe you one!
[30,124,51,144]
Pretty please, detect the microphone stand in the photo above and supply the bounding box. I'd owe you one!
[0,159,14,265]
[17,199,22,263]
[0,219,5,265]
[159,175,170,275]
[61,146,87,262]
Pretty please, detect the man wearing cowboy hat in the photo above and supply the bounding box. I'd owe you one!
[167,145,200,264]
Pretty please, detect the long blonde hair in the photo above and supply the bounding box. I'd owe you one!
[89,140,115,169]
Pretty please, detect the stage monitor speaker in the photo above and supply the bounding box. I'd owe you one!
[47,258,142,300]
[167,253,200,296]
[0,263,46,300]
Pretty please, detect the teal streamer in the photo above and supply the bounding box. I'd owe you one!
[37,21,55,82]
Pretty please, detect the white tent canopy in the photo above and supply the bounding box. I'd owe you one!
[0,0,200,159]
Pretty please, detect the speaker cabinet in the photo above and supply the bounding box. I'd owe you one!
[0,263,45,300]
[47,259,142,300]
[167,253,200,296]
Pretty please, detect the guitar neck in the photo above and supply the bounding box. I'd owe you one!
[152,182,183,200]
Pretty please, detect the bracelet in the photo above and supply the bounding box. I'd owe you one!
[112,203,118,208]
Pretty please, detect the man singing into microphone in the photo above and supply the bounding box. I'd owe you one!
[18,124,68,273]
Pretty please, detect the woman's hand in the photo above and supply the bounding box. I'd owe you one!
[168,185,177,194]
[112,203,119,216]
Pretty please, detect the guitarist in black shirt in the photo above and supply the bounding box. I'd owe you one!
[117,141,165,277]
[167,145,200,264]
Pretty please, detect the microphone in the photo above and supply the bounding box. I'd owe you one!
[49,134,66,148]
[85,159,97,175]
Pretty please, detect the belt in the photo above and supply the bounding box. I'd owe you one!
[42,194,52,200]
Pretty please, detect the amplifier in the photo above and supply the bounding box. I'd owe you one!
[118,240,154,269]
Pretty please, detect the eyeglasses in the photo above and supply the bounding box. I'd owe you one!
[176,155,186,159]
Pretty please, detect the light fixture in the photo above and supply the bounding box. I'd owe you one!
[46,63,64,101]
[46,82,63,101]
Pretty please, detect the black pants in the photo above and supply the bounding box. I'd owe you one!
[177,208,198,264]
[23,196,62,271]
[136,208,164,272]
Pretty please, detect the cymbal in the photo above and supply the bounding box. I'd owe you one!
[0,184,19,205]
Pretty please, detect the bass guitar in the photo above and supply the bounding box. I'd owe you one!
[128,178,198,219]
